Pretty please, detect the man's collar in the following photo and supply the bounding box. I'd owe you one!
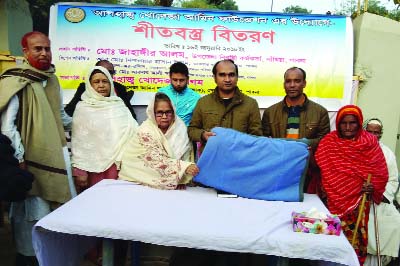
[283,94,308,108]
[214,87,243,104]
[215,86,238,99]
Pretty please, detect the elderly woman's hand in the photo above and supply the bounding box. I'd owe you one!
[361,182,374,195]
[185,164,199,176]
[74,175,89,193]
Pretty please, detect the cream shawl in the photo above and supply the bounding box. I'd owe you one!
[71,66,138,173]
[0,61,70,203]
[119,94,193,189]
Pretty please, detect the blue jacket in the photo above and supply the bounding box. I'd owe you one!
[158,85,201,126]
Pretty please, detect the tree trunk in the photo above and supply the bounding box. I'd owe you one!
[154,0,173,7]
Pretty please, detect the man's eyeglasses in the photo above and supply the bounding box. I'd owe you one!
[155,110,173,117]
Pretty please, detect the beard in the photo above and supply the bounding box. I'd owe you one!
[28,55,51,71]
[172,85,187,93]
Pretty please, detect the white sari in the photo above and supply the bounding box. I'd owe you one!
[71,66,138,173]
[119,93,193,189]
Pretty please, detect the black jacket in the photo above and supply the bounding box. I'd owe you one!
[0,134,34,201]
[64,82,136,119]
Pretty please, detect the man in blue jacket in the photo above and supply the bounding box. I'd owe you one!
[158,62,201,125]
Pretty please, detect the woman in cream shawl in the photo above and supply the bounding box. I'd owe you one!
[71,66,138,193]
[119,92,199,189]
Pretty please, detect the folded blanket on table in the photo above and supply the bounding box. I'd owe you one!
[194,127,309,202]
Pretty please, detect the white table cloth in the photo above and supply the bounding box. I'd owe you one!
[33,180,359,266]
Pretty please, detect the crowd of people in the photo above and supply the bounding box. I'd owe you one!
[0,31,399,266]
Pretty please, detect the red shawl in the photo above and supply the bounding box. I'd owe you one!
[315,129,388,217]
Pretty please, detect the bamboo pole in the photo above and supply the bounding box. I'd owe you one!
[352,174,372,246]
[372,201,382,266]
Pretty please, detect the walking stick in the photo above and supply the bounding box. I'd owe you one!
[372,200,382,266]
[352,174,372,247]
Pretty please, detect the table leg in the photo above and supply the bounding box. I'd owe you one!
[103,238,114,266]
[130,241,140,266]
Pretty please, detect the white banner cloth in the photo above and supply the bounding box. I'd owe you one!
[33,180,359,266]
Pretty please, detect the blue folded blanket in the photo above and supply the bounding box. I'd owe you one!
[194,127,309,202]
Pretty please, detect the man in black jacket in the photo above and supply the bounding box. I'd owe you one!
[64,60,136,119]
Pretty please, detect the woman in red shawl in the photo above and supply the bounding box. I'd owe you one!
[315,105,388,265]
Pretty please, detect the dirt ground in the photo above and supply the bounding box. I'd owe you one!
[0,207,15,266]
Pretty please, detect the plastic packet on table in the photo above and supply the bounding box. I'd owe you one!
[291,208,341,236]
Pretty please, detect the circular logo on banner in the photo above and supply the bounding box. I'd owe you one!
[64,8,86,23]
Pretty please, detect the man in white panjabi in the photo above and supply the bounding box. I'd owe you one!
[0,31,76,265]
[363,118,400,266]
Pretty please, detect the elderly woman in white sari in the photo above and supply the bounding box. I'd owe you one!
[71,66,138,193]
[119,92,199,189]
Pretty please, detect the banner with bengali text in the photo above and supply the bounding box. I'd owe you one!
[49,3,353,110]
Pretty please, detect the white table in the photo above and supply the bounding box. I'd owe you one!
[33,180,359,266]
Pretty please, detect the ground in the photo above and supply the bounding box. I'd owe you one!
[0,205,15,266]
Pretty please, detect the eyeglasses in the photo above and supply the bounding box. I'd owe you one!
[155,110,173,117]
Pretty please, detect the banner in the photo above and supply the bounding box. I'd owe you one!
[49,3,353,110]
